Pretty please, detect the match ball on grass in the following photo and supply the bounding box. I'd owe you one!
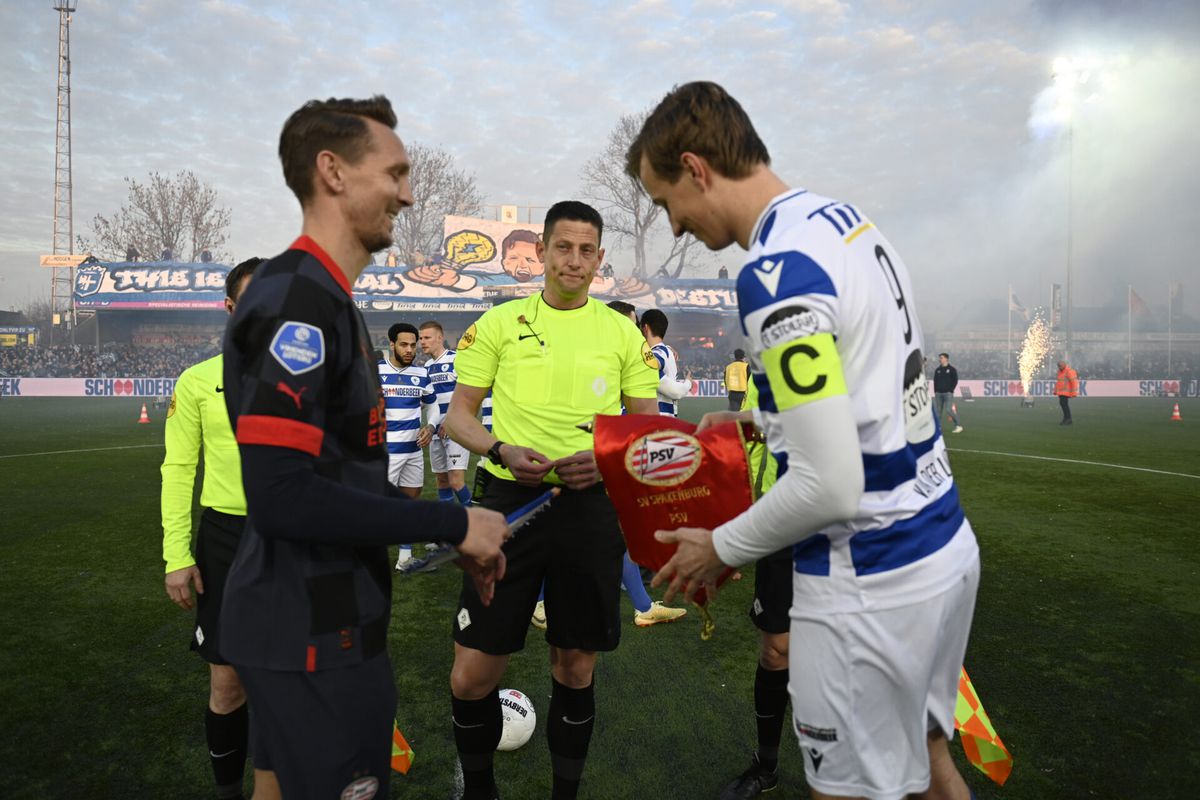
[496,688,535,751]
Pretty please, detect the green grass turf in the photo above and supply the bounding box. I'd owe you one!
[0,396,1198,798]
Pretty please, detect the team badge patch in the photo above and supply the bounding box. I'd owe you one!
[760,305,819,349]
[641,341,659,370]
[269,321,325,376]
[457,608,472,630]
[624,430,703,487]
[339,776,379,800]
[458,324,476,350]
[167,394,177,418]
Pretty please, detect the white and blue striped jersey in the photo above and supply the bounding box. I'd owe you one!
[651,343,684,416]
[377,358,434,457]
[719,188,978,612]
[426,349,457,424]
[481,391,493,433]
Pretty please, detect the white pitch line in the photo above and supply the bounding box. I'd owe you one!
[0,443,164,460]
[947,447,1200,480]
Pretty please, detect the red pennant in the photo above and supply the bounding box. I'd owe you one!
[592,414,753,608]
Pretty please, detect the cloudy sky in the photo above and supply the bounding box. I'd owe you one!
[1,0,1197,329]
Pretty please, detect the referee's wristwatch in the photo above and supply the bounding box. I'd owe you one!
[487,440,506,467]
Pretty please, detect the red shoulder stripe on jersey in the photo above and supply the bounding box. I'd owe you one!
[290,235,352,297]
[237,414,324,457]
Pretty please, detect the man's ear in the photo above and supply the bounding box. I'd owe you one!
[314,150,344,195]
[680,152,710,189]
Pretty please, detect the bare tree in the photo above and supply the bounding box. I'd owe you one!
[79,171,231,262]
[581,111,700,279]
[391,142,485,264]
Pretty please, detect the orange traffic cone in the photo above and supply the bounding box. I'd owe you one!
[138,402,151,424]
[1171,402,1182,422]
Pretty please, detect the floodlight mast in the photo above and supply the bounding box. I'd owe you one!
[51,1,78,345]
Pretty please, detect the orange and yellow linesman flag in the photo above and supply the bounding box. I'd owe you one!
[390,721,414,775]
[955,667,1012,786]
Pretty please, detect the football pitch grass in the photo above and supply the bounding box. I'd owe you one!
[1,396,1198,799]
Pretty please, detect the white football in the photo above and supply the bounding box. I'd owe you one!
[496,688,536,751]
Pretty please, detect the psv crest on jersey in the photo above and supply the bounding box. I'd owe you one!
[270,321,325,376]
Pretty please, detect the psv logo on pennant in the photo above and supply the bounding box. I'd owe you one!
[625,431,703,486]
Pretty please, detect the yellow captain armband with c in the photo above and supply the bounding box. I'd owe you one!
[760,332,848,410]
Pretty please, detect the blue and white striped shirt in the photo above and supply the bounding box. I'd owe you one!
[377,357,434,456]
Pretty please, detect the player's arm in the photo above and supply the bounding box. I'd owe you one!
[622,336,663,414]
[655,348,692,400]
[160,369,204,609]
[417,380,436,447]
[949,365,959,393]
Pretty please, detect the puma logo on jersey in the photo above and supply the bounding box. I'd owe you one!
[755,258,783,296]
[276,381,307,410]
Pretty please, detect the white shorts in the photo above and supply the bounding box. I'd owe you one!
[429,436,469,474]
[387,454,424,489]
[788,554,980,800]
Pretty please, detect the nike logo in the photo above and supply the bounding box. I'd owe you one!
[209,748,237,758]
[561,715,594,726]
[215,386,224,393]
[518,333,541,341]
[452,716,485,729]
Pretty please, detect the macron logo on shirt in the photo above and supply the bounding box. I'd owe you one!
[755,258,783,297]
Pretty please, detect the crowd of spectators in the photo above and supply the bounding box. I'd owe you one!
[1,341,1196,383]
[0,343,216,379]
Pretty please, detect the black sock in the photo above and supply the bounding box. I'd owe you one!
[753,666,790,772]
[547,677,596,800]
[452,690,502,799]
[205,703,248,799]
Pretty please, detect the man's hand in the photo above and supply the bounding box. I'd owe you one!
[416,425,434,448]
[165,565,204,611]
[552,449,602,491]
[499,444,553,486]
[695,409,753,433]
[650,527,727,604]
[455,507,511,606]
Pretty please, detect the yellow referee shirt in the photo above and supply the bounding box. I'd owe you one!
[455,293,658,484]
[160,354,246,572]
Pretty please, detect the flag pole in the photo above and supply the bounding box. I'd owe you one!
[1168,283,1173,376]
[1007,285,1012,375]
[1127,284,1133,377]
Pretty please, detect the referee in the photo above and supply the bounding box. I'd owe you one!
[220,95,508,800]
[443,200,660,800]
[161,256,261,800]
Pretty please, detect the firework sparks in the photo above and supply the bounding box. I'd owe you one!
[1018,317,1052,395]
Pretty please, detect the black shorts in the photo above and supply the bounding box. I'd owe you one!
[192,508,245,664]
[749,547,793,634]
[238,653,395,799]
[454,478,625,655]
[728,391,746,411]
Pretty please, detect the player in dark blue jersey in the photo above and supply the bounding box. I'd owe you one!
[221,95,508,800]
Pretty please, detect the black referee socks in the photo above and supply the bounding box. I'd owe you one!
[452,689,502,799]
[754,665,790,772]
[548,677,596,800]
[205,703,248,799]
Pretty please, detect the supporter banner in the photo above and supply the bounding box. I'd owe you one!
[75,233,741,314]
[0,377,177,397]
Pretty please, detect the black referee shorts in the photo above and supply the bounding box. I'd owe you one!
[749,547,794,635]
[238,652,395,800]
[191,508,245,664]
[454,477,625,655]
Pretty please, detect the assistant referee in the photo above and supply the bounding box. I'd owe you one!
[443,200,659,800]
[161,256,261,800]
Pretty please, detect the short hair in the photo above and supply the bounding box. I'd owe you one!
[607,300,636,320]
[939,352,950,359]
[626,81,770,183]
[278,95,398,205]
[502,229,541,257]
[388,322,418,342]
[639,308,669,338]
[543,201,603,244]
[225,257,264,301]
[418,321,443,334]
[734,348,745,359]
